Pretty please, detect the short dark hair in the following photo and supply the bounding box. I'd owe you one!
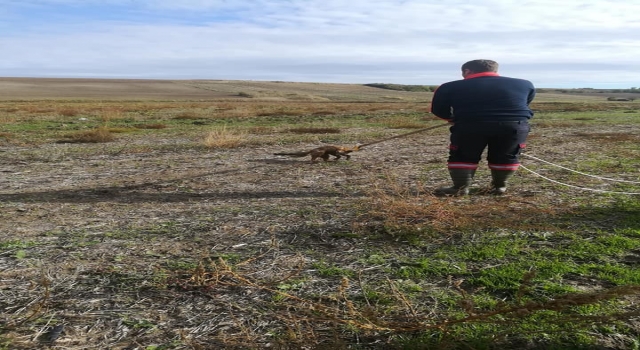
[461,59,499,73]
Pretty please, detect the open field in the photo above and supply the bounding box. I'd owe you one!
[0,78,433,102]
[1,78,640,349]
[1,77,634,102]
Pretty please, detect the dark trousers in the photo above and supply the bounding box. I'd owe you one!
[447,121,530,171]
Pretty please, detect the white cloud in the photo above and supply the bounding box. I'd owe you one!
[1,0,640,87]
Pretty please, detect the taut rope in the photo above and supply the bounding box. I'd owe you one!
[356,123,449,149]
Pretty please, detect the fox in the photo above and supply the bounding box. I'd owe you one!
[274,145,360,163]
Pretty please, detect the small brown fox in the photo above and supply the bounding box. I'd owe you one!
[274,145,359,163]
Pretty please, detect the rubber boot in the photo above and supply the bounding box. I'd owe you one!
[434,169,475,196]
[490,170,516,195]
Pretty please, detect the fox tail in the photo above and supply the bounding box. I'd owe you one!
[273,151,311,157]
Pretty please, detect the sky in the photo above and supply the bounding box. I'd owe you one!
[1,0,639,88]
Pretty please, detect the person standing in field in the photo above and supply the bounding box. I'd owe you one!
[430,59,536,196]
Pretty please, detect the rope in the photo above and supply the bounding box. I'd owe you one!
[350,123,639,195]
[357,123,449,149]
[519,165,640,195]
[522,153,640,184]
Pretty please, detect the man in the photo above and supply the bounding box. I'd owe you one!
[430,59,536,195]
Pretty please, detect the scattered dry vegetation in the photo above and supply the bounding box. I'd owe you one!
[202,128,249,149]
[0,79,639,349]
[286,127,341,134]
[58,126,115,143]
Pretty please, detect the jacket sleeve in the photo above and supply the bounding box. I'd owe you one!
[527,82,536,105]
[430,85,453,121]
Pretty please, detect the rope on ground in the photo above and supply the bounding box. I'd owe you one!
[519,165,640,195]
[522,153,640,184]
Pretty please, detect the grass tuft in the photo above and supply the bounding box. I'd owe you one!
[59,126,115,143]
[202,127,247,148]
[57,108,81,117]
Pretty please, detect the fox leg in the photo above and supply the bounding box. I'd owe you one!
[309,150,322,163]
[336,152,350,160]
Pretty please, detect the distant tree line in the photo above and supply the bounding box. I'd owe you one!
[607,96,636,101]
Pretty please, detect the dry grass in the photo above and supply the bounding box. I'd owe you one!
[530,101,638,112]
[1,80,640,349]
[310,110,338,116]
[99,108,125,123]
[360,173,566,237]
[286,127,341,134]
[57,108,81,117]
[246,126,276,134]
[380,115,428,129]
[133,123,168,129]
[173,111,201,120]
[202,127,248,148]
[23,106,55,114]
[572,132,639,142]
[158,253,640,347]
[58,126,115,143]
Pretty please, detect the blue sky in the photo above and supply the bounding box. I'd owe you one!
[1,0,639,88]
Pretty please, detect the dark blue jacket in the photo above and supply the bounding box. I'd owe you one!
[430,73,535,122]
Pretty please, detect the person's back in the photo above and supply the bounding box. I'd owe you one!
[430,59,536,196]
[431,74,535,123]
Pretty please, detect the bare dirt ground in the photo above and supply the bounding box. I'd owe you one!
[1,79,639,349]
[3,124,639,349]
[0,128,459,348]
